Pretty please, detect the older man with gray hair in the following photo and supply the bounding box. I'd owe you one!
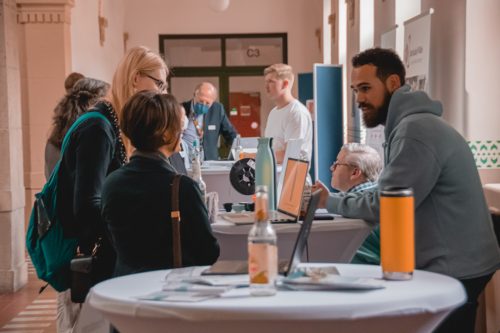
[330,143,382,264]
[331,143,381,193]
[182,82,237,160]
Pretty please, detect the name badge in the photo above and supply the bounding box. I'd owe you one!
[208,125,216,131]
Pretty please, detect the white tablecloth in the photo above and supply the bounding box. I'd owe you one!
[88,264,466,333]
[484,183,500,214]
[212,216,372,263]
[199,162,252,206]
[198,161,282,208]
[482,183,500,332]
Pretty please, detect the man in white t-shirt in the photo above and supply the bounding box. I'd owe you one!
[264,63,312,164]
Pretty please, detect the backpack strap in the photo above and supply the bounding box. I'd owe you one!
[171,174,182,268]
[41,112,112,224]
[60,111,110,156]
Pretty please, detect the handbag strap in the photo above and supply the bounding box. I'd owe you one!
[171,174,182,268]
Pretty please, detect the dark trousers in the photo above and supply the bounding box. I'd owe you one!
[433,272,494,333]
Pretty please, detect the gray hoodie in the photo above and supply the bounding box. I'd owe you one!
[327,85,500,279]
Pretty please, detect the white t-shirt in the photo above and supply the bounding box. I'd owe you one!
[264,99,313,160]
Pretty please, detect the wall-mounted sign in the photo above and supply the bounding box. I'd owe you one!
[246,48,260,57]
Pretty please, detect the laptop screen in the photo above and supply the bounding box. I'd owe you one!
[201,190,321,277]
[285,190,321,276]
[277,158,309,217]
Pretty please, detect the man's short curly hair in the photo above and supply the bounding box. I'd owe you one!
[352,48,405,86]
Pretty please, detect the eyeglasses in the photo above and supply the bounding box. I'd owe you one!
[142,73,166,91]
[332,161,355,169]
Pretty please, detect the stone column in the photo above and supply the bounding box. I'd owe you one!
[0,0,27,292]
[16,0,74,250]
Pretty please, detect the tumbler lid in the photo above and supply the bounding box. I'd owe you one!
[380,187,413,197]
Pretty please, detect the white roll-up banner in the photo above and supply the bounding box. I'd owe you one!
[403,9,433,93]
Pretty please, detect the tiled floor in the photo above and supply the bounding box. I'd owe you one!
[0,262,57,333]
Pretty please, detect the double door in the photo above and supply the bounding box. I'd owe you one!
[161,34,287,137]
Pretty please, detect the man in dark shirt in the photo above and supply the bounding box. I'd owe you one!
[182,82,237,160]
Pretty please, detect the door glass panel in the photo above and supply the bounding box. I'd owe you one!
[170,77,220,105]
[229,76,273,137]
[226,38,283,66]
[163,39,222,67]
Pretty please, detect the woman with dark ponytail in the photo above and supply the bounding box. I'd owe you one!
[45,78,110,179]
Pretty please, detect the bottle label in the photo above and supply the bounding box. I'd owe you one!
[248,243,277,284]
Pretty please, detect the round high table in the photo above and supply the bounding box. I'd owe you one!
[88,264,466,333]
[212,216,372,263]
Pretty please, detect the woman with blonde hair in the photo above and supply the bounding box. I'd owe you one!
[55,46,168,333]
[111,46,167,149]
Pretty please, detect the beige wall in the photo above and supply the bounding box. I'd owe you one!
[345,0,360,142]
[465,0,500,141]
[18,0,74,239]
[422,0,466,135]
[71,0,125,83]
[374,0,395,47]
[123,0,323,83]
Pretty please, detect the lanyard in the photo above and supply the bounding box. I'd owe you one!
[192,115,204,141]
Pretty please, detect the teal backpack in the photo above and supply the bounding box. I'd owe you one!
[26,112,110,292]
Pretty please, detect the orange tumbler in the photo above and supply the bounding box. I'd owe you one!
[380,187,414,280]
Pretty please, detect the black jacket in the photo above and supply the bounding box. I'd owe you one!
[101,154,220,277]
[182,100,237,160]
[57,101,123,280]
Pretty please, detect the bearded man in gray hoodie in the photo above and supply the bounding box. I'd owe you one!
[314,47,500,333]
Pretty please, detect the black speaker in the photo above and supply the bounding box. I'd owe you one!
[229,158,256,195]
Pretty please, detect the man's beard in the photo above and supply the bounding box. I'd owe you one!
[359,90,392,128]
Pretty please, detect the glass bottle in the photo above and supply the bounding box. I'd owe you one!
[234,134,243,160]
[198,140,205,164]
[190,140,207,203]
[255,137,276,211]
[248,185,277,296]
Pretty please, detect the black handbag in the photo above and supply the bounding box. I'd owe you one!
[68,174,182,303]
[70,240,102,303]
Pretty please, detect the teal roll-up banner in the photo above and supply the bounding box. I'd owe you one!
[298,73,313,105]
[314,64,343,191]
[298,73,314,181]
